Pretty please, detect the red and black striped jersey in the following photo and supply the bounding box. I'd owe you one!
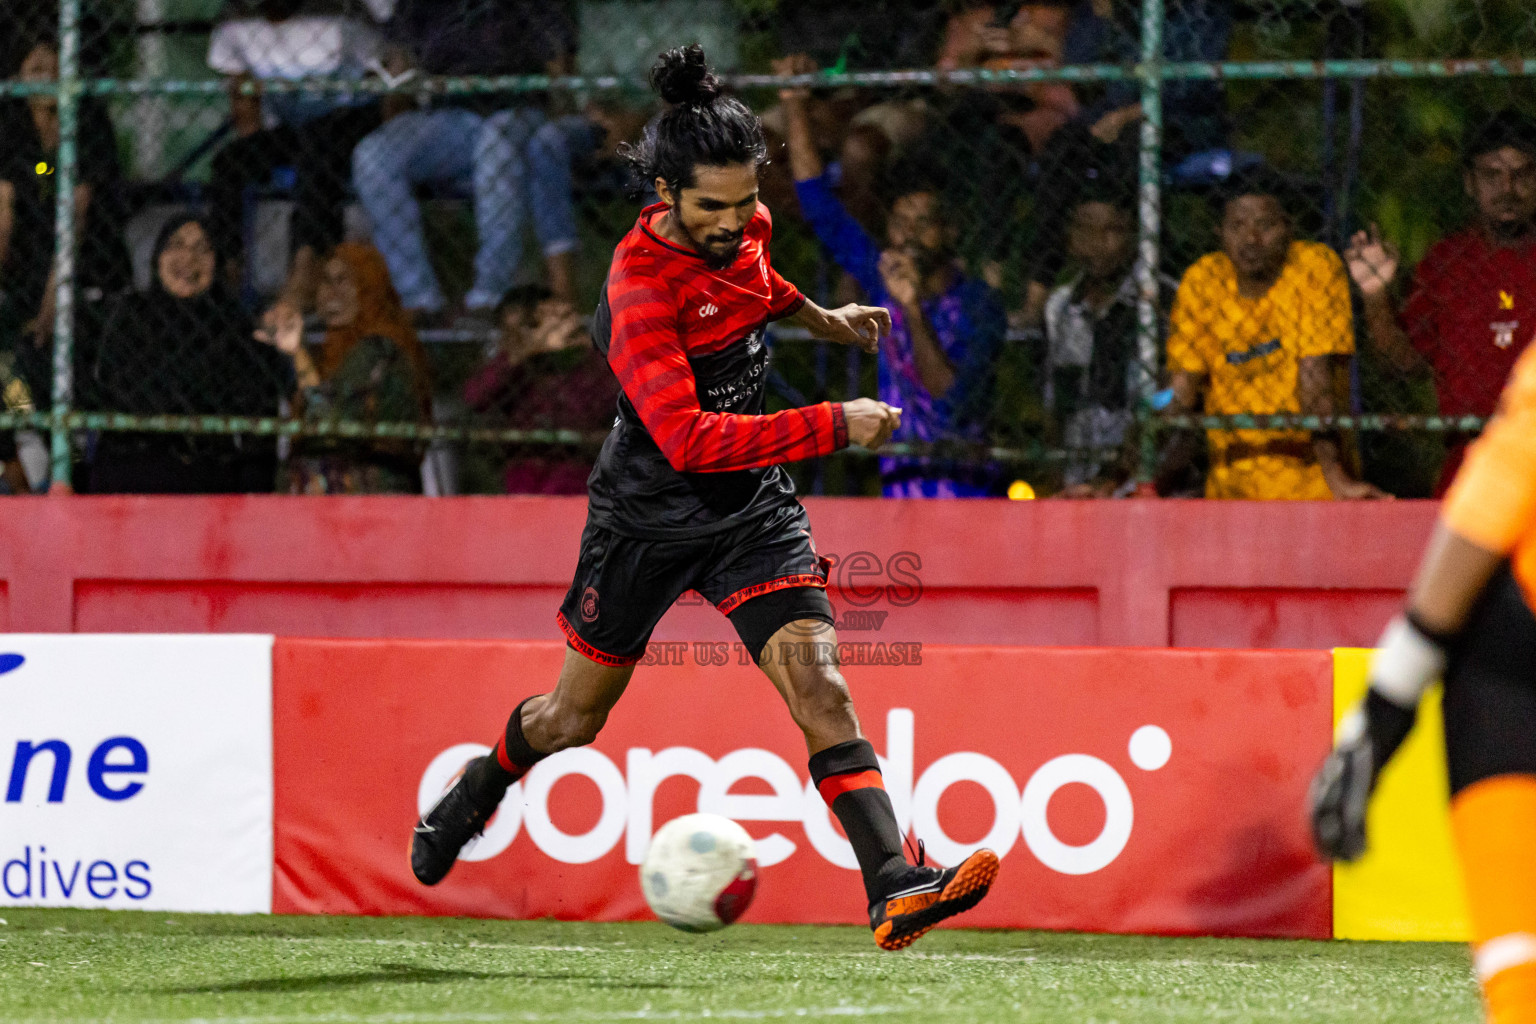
[586,201,849,538]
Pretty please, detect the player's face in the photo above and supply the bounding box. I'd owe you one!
[1466,147,1536,232]
[19,43,58,113]
[316,257,360,329]
[1221,194,1291,284]
[660,163,759,270]
[1068,201,1135,282]
[157,222,215,300]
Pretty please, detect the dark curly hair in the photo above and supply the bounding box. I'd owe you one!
[620,44,766,199]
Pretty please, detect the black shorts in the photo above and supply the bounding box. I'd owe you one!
[556,503,833,667]
[1443,564,1536,796]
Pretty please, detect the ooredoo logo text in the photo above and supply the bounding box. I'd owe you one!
[418,709,1172,874]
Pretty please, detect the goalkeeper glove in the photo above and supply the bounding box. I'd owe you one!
[1309,612,1450,862]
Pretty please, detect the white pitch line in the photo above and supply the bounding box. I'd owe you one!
[3,933,1044,962]
[0,1005,911,1024]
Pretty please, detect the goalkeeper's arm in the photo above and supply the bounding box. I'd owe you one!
[1309,524,1503,861]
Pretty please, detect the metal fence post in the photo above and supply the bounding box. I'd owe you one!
[48,0,82,491]
[1135,0,1166,485]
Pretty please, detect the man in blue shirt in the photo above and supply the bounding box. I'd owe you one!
[780,73,1005,497]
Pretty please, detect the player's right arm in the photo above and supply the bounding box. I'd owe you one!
[606,276,896,472]
[1312,349,1536,861]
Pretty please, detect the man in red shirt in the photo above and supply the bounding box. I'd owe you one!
[1347,111,1536,492]
[411,45,998,949]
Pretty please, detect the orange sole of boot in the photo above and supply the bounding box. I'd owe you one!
[873,849,1000,951]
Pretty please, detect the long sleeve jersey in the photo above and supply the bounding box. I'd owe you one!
[585,201,849,538]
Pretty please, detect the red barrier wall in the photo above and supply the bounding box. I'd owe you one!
[273,639,1333,937]
[0,495,1436,648]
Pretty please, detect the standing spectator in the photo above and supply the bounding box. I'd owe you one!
[351,0,584,321]
[464,285,618,495]
[1346,111,1536,493]
[89,215,289,494]
[258,241,433,494]
[0,35,131,399]
[1161,171,1386,500]
[206,0,385,311]
[783,82,1005,497]
[1043,187,1172,495]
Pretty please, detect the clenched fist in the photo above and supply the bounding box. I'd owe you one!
[843,398,903,450]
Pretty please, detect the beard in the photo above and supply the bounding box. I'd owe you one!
[684,223,745,270]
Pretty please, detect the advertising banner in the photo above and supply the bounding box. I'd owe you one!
[0,635,274,913]
[273,640,1333,938]
[1331,648,1470,941]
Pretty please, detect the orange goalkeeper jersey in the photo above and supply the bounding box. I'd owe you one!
[1443,341,1536,608]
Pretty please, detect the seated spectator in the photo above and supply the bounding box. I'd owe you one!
[783,83,1006,497]
[258,241,433,494]
[1346,111,1536,494]
[931,3,1076,292]
[1043,185,1173,495]
[938,2,1079,153]
[1021,0,1232,325]
[351,0,587,321]
[88,215,289,494]
[464,285,618,495]
[0,35,131,397]
[206,0,385,310]
[1160,171,1385,500]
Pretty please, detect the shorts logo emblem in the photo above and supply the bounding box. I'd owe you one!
[581,586,599,623]
[699,302,719,318]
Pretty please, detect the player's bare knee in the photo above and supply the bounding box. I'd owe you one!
[531,700,609,751]
[785,666,857,735]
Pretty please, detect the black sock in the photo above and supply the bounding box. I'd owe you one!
[809,739,907,904]
[472,696,548,799]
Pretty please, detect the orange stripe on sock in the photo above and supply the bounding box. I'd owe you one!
[1453,775,1536,1024]
[817,769,885,806]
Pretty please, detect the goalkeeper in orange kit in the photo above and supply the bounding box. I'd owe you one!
[1311,342,1536,1023]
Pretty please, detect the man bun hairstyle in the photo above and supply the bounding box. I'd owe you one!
[621,44,766,199]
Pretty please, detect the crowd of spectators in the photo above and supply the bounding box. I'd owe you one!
[0,1,1530,503]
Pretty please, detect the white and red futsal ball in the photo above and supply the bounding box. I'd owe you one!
[640,813,758,932]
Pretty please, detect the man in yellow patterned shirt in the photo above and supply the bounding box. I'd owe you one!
[1161,172,1387,499]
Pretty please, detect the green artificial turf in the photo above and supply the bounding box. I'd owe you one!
[0,909,1482,1023]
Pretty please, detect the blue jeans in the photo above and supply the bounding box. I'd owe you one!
[352,107,589,311]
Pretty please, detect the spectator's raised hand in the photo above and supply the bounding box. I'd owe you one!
[529,299,588,354]
[878,249,921,309]
[773,53,817,102]
[254,298,304,356]
[1344,225,1399,297]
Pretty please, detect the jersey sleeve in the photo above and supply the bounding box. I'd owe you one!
[1442,349,1536,555]
[1294,244,1356,359]
[751,203,805,319]
[1165,263,1211,376]
[606,271,847,473]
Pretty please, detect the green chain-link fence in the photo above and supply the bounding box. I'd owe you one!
[1,1,1534,497]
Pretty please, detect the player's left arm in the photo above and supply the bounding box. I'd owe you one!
[1312,361,1536,862]
[781,298,889,355]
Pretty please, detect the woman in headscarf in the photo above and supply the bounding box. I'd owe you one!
[89,213,290,493]
[257,241,433,494]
